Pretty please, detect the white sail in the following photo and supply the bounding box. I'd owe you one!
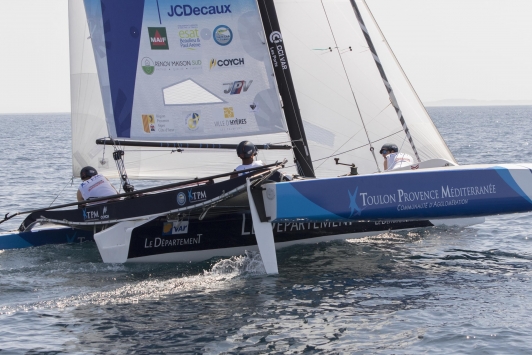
[273,0,455,177]
[69,0,293,180]
[69,0,113,178]
[83,0,287,141]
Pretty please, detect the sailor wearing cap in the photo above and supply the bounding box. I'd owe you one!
[379,143,414,171]
[233,141,264,177]
[76,166,118,202]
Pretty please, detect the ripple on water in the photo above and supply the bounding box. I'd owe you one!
[2,109,532,353]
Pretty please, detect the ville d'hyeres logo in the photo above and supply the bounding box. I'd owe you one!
[348,187,362,218]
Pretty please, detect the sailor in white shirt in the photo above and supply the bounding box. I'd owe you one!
[233,141,264,177]
[76,166,118,202]
[231,141,294,181]
[379,143,414,171]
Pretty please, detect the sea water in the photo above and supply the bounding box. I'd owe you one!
[0,106,531,354]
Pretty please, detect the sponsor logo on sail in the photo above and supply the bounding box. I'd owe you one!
[178,24,201,50]
[167,4,232,17]
[177,192,186,205]
[148,27,169,50]
[209,58,244,69]
[249,102,258,112]
[223,80,253,95]
[223,107,234,118]
[215,107,247,128]
[151,59,202,69]
[269,31,282,44]
[141,57,155,74]
[162,221,189,235]
[268,30,288,70]
[185,113,200,130]
[213,25,232,46]
[142,114,156,133]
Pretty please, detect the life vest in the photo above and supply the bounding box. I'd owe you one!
[386,153,414,170]
[78,174,117,200]
[235,160,264,176]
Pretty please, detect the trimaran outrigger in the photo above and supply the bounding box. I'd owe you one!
[3,0,532,274]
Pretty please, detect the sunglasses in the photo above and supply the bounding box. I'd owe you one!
[380,150,388,154]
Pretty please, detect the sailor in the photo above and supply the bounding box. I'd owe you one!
[233,141,264,177]
[379,143,414,171]
[76,166,119,202]
[231,141,293,181]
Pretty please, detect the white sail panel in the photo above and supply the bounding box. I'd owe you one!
[357,0,456,163]
[162,79,225,105]
[70,0,294,180]
[69,0,114,178]
[83,0,287,141]
[274,0,455,177]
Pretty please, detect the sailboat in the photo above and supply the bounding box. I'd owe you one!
[5,0,516,271]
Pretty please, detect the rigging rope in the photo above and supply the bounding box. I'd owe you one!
[320,0,381,172]
[48,176,75,207]
[361,0,454,162]
[350,0,421,163]
[282,129,403,172]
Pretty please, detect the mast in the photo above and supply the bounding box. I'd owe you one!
[257,0,316,178]
[349,0,421,163]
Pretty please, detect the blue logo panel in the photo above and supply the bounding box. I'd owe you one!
[275,167,532,222]
[101,0,145,138]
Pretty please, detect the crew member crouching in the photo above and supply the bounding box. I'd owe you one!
[379,143,414,171]
[77,166,118,202]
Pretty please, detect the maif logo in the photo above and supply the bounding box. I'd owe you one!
[269,31,282,44]
[148,27,169,50]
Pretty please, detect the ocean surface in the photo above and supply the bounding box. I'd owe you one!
[1,106,532,354]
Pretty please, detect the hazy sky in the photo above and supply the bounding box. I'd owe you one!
[0,0,530,113]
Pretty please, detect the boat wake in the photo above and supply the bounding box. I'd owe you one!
[0,251,266,316]
[346,230,424,245]
[210,250,267,275]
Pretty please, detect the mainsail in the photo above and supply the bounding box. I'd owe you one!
[69,0,296,180]
[70,0,456,181]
